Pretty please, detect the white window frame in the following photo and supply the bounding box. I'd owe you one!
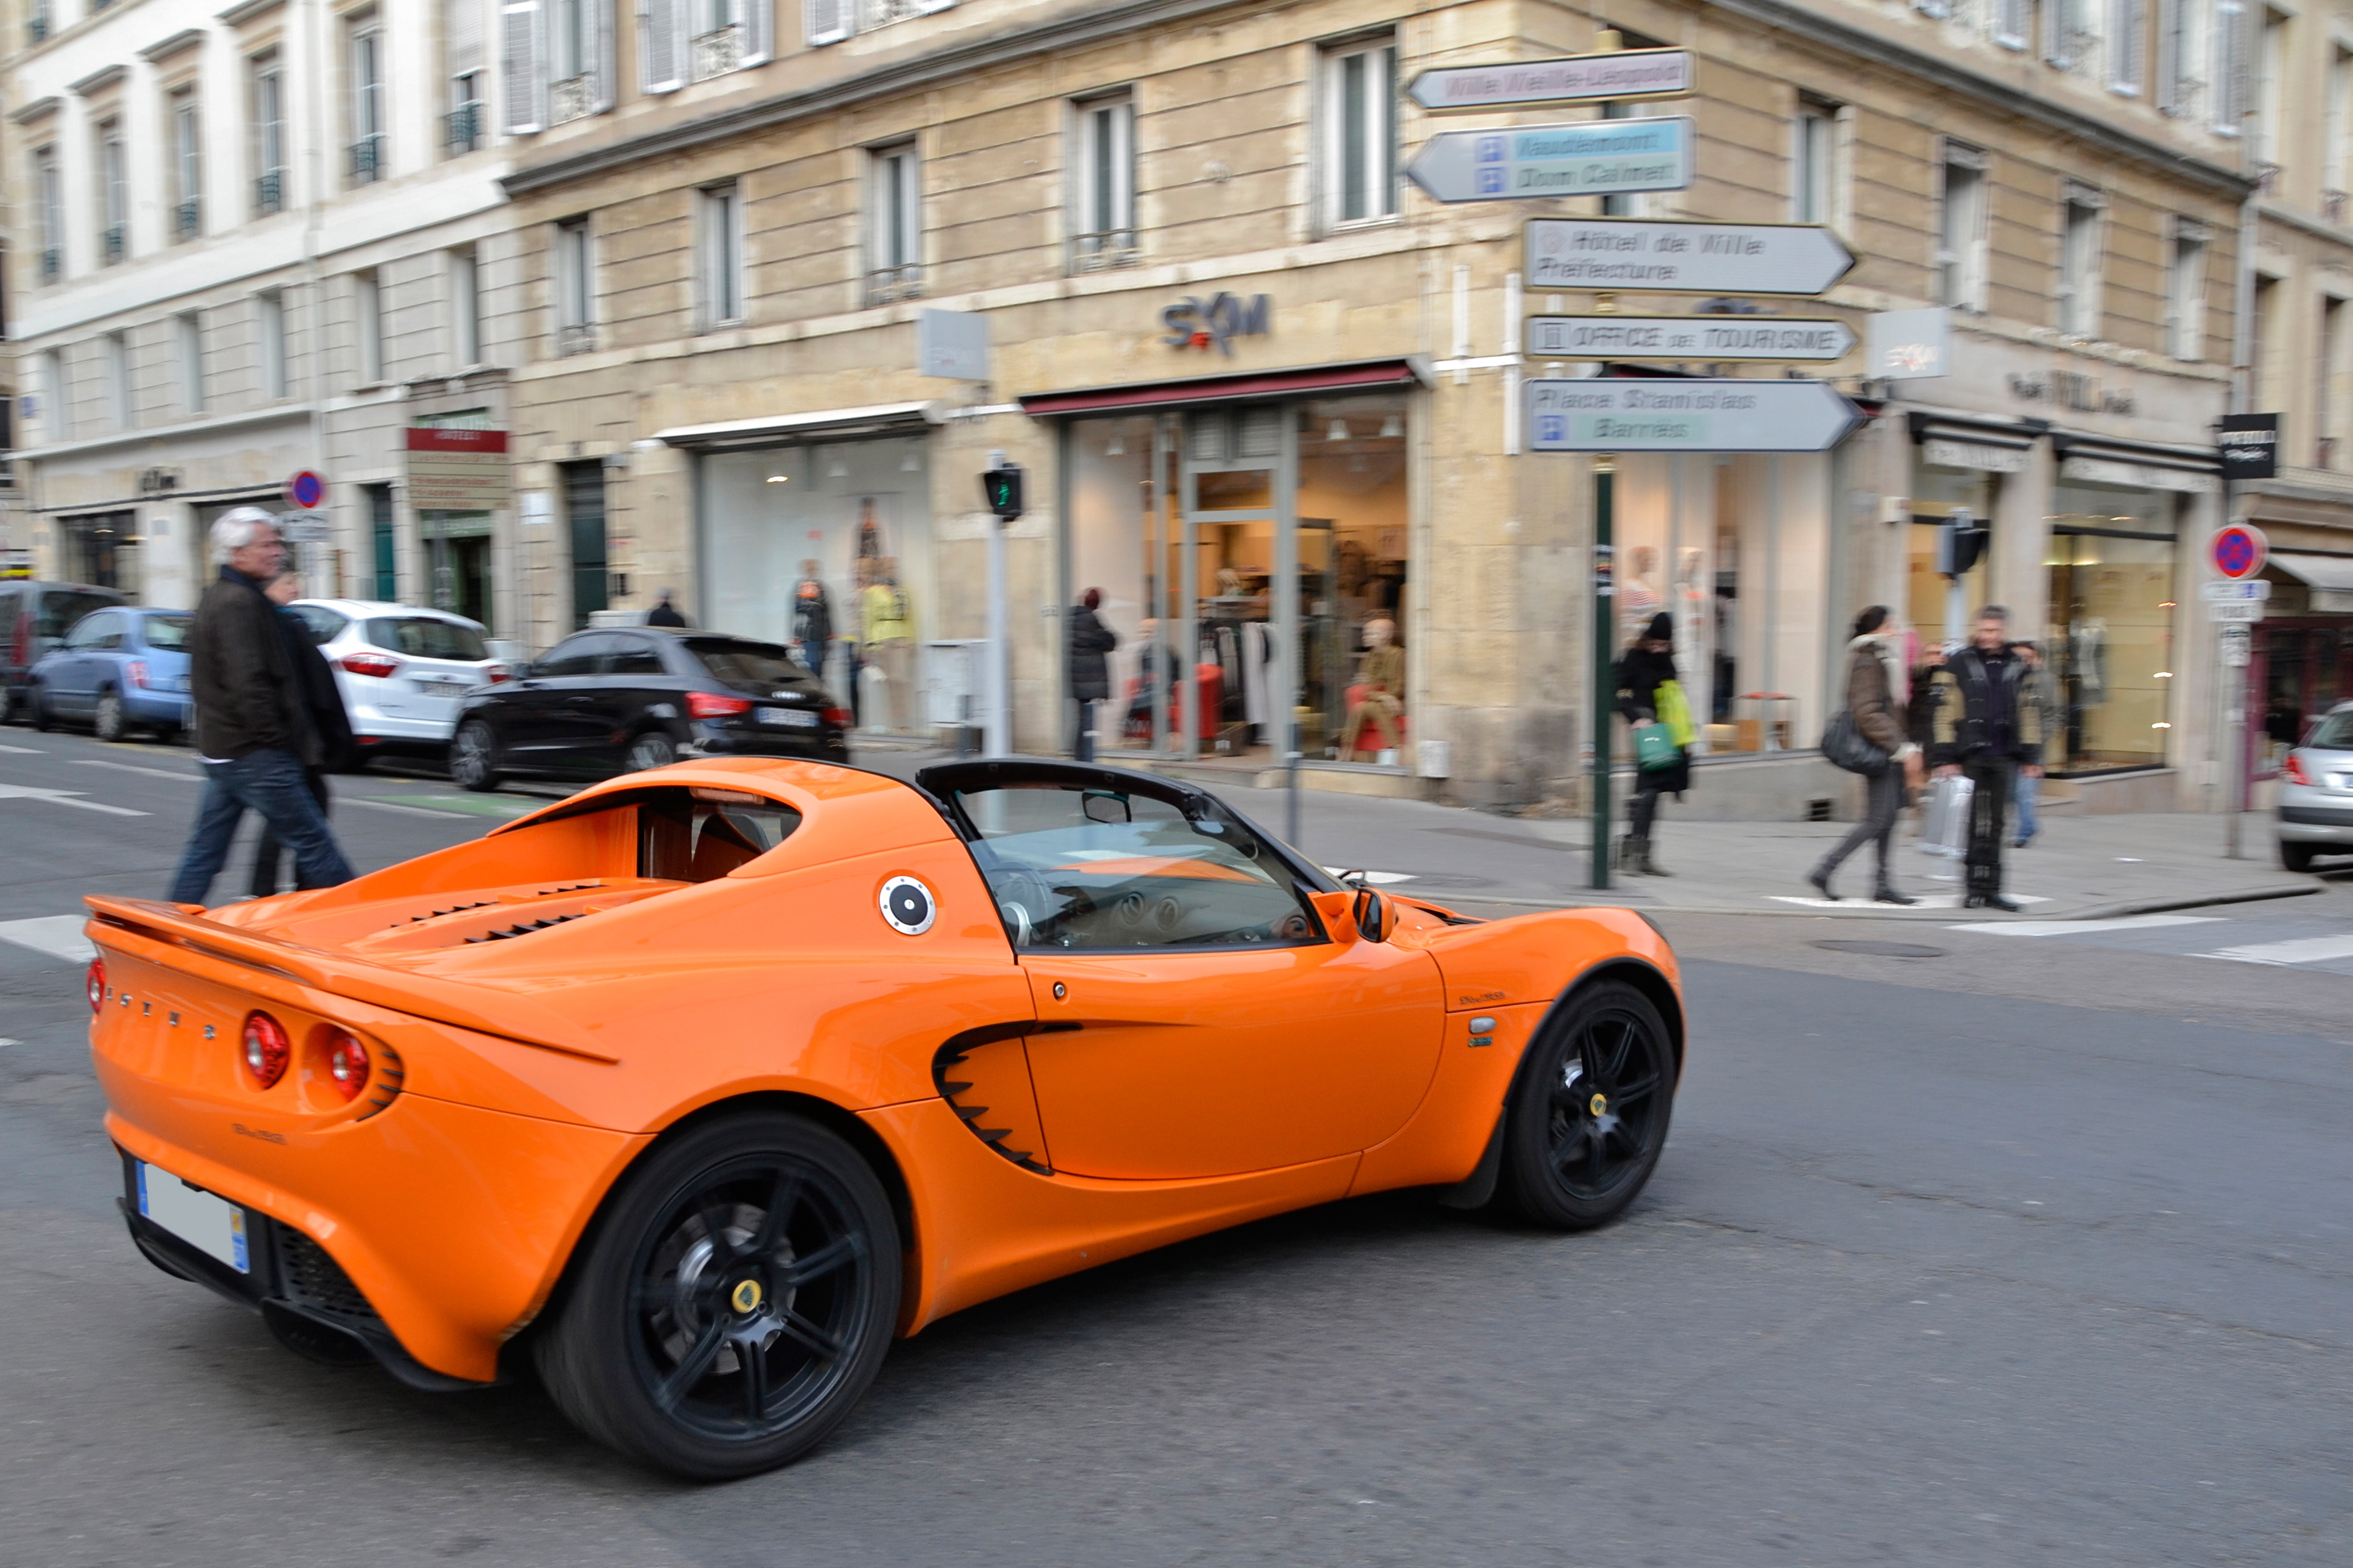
[354,270,385,385]
[865,141,923,304]
[1792,99,1837,224]
[2214,0,2248,135]
[251,54,287,211]
[257,289,289,400]
[1321,36,1398,231]
[170,89,203,240]
[809,0,951,46]
[2328,46,2353,208]
[41,351,69,439]
[103,331,131,431]
[350,19,387,184]
[177,312,206,415]
[99,120,127,266]
[699,182,745,329]
[554,216,596,351]
[1996,0,2031,49]
[1935,142,1991,313]
[34,144,62,280]
[2059,185,2106,338]
[451,247,483,366]
[2110,0,2146,92]
[2167,219,2209,359]
[2251,6,2286,167]
[1069,91,1137,272]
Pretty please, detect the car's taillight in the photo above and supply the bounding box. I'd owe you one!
[125,660,150,690]
[822,707,853,726]
[325,1028,370,1101]
[86,957,106,1014]
[488,664,512,685]
[340,652,402,679]
[2284,752,2314,787]
[687,692,752,719]
[242,1011,291,1088]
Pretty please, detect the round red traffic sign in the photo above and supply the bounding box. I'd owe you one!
[285,470,327,510]
[2211,523,2268,580]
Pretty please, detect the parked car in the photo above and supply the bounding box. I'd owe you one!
[288,599,510,766]
[2277,701,2353,871]
[448,627,850,790]
[25,606,195,740]
[1,580,130,723]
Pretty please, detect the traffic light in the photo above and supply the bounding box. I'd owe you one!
[1935,511,1987,577]
[982,463,1026,521]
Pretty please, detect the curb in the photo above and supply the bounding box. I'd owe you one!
[1443,881,2326,922]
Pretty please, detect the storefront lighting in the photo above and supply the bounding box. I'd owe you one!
[2158,601,2176,609]
[2155,671,2172,679]
[1326,418,1350,442]
[1106,431,1126,457]
[1378,414,1403,439]
[765,473,789,484]
[2153,722,2172,729]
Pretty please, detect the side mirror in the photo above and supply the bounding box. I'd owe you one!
[1352,887,1397,943]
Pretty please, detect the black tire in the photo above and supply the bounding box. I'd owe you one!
[449,720,501,791]
[93,689,126,743]
[626,730,678,772]
[535,1112,900,1480]
[30,685,54,733]
[1496,979,1676,1231]
[2281,842,2319,873]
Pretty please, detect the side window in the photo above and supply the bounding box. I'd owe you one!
[290,604,349,644]
[91,615,127,650]
[533,633,612,677]
[606,637,667,676]
[64,613,111,650]
[947,782,1321,951]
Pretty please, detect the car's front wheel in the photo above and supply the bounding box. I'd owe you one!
[448,720,501,791]
[535,1112,900,1480]
[1496,979,1676,1231]
[92,690,126,742]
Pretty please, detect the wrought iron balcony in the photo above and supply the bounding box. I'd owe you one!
[692,24,743,80]
[174,199,200,240]
[27,12,48,43]
[255,169,284,214]
[549,74,594,126]
[1067,229,1139,275]
[39,247,60,283]
[444,103,482,153]
[865,263,923,306]
[101,224,125,264]
[348,135,385,183]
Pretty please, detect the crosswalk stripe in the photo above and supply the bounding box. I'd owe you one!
[0,744,46,754]
[2198,933,2353,966]
[74,759,200,782]
[0,915,97,964]
[1946,915,2222,937]
[0,783,146,816]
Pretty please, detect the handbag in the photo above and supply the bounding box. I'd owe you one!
[1633,721,1680,771]
[1820,709,1890,775]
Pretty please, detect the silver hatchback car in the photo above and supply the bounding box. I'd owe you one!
[2277,702,2353,871]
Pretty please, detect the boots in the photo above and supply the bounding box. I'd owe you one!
[1807,864,1837,901]
[1873,879,1918,906]
[1617,834,1645,874]
[1642,838,1670,876]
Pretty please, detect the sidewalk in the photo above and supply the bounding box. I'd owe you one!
[849,740,2321,920]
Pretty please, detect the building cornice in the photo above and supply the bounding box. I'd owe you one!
[8,403,308,467]
[9,95,61,125]
[68,64,127,98]
[2257,198,2353,252]
[216,0,287,25]
[139,28,207,64]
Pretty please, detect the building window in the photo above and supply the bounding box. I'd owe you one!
[451,247,483,366]
[252,54,287,214]
[699,183,745,329]
[33,145,62,283]
[103,332,130,430]
[2328,48,2352,221]
[807,0,954,47]
[1322,37,1397,228]
[2045,0,2089,71]
[177,312,205,414]
[354,271,385,385]
[350,20,387,183]
[1792,98,1839,224]
[27,0,48,44]
[257,289,288,400]
[2213,0,2249,136]
[865,142,922,305]
[1935,142,1989,311]
[691,0,749,81]
[448,72,486,152]
[2059,185,2105,338]
[544,0,614,125]
[2166,219,2208,359]
[446,0,487,151]
[40,351,67,439]
[1069,92,1137,273]
[98,120,127,266]
[1996,0,2031,48]
[2320,296,2345,469]
[170,89,203,241]
[2109,0,2146,92]
[368,483,398,599]
[2251,6,2286,177]
[554,217,596,353]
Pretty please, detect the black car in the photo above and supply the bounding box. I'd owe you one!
[446,628,849,790]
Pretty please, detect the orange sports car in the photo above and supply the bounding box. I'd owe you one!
[88,758,1682,1478]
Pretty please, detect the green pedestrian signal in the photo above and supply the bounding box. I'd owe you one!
[982,463,1025,521]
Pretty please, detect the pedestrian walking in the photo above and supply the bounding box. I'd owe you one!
[1613,612,1694,876]
[791,562,833,686]
[1808,606,1924,904]
[1927,605,2043,911]
[2010,639,2055,847]
[1066,587,1117,761]
[646,588,688,627]
[166,510,354,906]
[247,572,354,898]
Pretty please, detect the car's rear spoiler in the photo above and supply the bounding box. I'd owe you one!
[82,895,617,1063]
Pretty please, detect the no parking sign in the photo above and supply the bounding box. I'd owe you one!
[284,470,327,510]
[2209,523,2267,581]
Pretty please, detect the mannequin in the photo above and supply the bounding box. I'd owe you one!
[1343,617,1405,761]
[791,558,833,688]
[860,556,914,732]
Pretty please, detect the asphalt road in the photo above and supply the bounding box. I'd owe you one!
[3,723,2348,1565]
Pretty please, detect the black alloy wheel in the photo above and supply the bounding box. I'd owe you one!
[1497,979,1675,1230]
[449,719,501,791]
[535,1114,900,1480]
[627,730,678,772]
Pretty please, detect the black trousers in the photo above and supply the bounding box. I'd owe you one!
[1963,760,2012,897]
[1818,763,1904,884]
[248,765,332,898]
[1630,779,1665,838]
[1071,697,1097,762]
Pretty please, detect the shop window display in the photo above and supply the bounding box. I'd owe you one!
[2042,484,2177,771]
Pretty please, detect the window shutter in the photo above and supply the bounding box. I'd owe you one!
[1995,0,2029,48]
[806,0,848,45]
[2214,0,2247,132]
[2111,0,2144,90]
[502,0,544,133]
[741,0,772,65]
[449,0,486,75]
[2155,0,2181,111]
[2044,0,2075,67]
[640,0,683,90]
[591,0,616,113]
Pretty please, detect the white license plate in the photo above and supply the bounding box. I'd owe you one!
[135,1159,250,1274]
[758,707,819,728]
[415,679,469,699]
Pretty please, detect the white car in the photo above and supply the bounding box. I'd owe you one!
[2277,701,2353,872]
[289,599,512,765]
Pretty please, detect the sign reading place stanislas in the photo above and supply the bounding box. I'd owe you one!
[405,427,512,510]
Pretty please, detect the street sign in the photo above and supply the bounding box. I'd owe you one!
[2200,579,2272,601]
[2207,599,2265,622]
[2209,523,2268,580]
[1526,378,1865,453]
[404,427,511,510]
[278,512,329,543]
[2220,624,2253,665]
[1406,48,1694,112]
[917,308,989,380]
[1525,217,1854,296]
[1865,307,1951,380]
[284,470,326,510]
[1525,314,1855,362]
[2216,414,2280,481]
[1406,118,1692,205]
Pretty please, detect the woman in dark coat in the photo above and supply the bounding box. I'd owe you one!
[1066,588,1118,761]
[1613,612,1691,876]
[249,574,357,897]
[1807,606,1923,905]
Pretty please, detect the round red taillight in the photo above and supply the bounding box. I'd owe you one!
[326,1030,370,1101]
[242,1012,291,1088]
[86,957,106,1015]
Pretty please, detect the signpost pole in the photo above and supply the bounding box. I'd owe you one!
[2224,486,2244,861]
[1592,456,1616,891]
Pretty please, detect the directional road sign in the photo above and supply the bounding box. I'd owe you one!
[1524,217,1855,296]
[1526,378,1865,453]
[1525,314,1856,362]
[1406,48,1694,112]
[2200,578,2272,601]
[278,511,330,543]
[1406,118,1692,205]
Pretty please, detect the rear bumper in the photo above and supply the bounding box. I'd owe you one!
[345,709,461,744]
[687,722,850,759]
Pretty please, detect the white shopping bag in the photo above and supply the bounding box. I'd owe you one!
[1918,774,1974,859]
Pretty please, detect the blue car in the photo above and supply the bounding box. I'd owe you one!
[28,605,196,742]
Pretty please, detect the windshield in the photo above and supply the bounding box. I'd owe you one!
[38,591,120,641]
[689,639,809,689]
[142,615,190,651]
[2308,711,2353,751]
[367,616,488,661]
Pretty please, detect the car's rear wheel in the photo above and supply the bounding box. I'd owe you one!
[627,730,678,772]
[1496,979,1675,1231]
[449,720,500,791]
[93,690,125,742]
[535,1113,900,1480]
[2282,842,2320,873]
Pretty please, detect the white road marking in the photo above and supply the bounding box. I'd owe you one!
[0,783,147,816]
[0,915,97,964]
[1322,867,1418,884]
[1774,890,2053,910]
[2197,933,2353,966]
[0,744,46,754]
[0,1038,17,1049]
[74,759,199,782]
[342,797,471,818]
[1946,915,2222,937]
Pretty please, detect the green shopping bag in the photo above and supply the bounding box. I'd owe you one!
[1633,721,1679,771]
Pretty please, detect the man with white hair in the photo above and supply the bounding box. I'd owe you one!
[165,508,353,904]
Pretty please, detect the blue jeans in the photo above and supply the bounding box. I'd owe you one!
[2013,768,2041,845]
[167,749,354,906]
